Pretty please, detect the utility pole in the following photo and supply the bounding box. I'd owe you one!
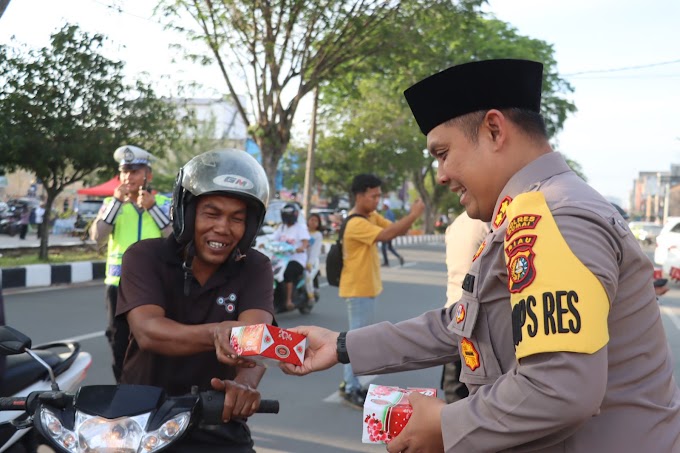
[302,87,319,217]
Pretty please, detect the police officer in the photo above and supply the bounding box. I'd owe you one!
[90,145,172,382]
[274,59,680,451]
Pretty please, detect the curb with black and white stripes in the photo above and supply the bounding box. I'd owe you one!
[1,261,106,290]
[0,235,443,290]
[391,234,443,247]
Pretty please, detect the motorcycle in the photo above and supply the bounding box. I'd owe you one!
[0,326,278,453]
[0,215,20,237]
[259,240,314,315]
[0,327,92,452]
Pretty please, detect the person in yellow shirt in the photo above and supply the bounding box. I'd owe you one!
[337,173,424,408]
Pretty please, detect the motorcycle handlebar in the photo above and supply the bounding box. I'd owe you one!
[0,390,279,424]
[200,390,279,425]
[0,397,26,410]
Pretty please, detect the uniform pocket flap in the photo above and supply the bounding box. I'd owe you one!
[447,296,479,338]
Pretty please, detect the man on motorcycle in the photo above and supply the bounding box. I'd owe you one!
[116,149,275,453]
[271,203,310,312]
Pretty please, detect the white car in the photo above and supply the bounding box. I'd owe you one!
[653,217,680,266]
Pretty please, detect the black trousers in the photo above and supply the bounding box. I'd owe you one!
[283,260,304,284]
[381,240,402,264]
[440,359,469,403]
[105,285,130,383]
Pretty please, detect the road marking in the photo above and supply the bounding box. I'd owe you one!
[58,330,105,343]
[660,306,680,330]
[323,375,378,403]
[402,262,417,268]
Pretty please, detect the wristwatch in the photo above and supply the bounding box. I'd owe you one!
[336,331,350,364]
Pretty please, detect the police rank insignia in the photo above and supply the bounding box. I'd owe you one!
[472,240,486,262]
[493,196,512,229]
[455,303,466,324]
[461,338,480,371]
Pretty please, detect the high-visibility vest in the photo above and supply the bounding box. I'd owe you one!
[104,194,171,286]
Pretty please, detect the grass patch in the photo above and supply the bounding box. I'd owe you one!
[0,249,104,267]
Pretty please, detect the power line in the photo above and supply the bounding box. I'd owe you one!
[564,58,680,77]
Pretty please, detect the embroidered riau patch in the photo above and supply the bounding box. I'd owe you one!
[461,338,480,371]
[472,240,486,262]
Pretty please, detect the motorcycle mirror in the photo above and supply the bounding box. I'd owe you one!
[0,326,32,355]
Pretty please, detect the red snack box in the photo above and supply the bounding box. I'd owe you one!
[230,324,306,366]
[362,384,437,444]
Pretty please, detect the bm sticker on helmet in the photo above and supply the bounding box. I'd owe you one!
[212,174,254,190]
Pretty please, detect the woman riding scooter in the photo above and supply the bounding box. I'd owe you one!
[271,203,310,312]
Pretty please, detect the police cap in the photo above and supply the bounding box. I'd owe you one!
[404,59,544,136]
[113,145,156,170]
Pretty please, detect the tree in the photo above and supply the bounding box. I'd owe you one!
[0,0,11,20]
[316,4,578,232]
[0,25,183,259]
[156,0,402,191]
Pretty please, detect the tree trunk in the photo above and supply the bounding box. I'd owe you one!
[256,133,290,203]
[39,191,57,261]
[0,0,11,20]
[411,168,435,234]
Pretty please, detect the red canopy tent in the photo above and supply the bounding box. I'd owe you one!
[77,177,120,197]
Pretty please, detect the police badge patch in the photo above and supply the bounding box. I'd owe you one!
[507,245,536,293]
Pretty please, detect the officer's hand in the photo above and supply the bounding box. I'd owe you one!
[279,326,339,376]
[137,187,155,210]
[409,198,426,218]
[113,183,129,202]
[386,392,445,453]
[210,378,261,422]
[213,323,258,368]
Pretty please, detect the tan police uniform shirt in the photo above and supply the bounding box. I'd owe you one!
[347,152,680,452]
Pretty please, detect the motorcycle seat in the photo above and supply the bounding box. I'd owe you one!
[0,350,63,397]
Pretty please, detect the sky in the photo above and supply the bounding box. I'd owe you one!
[1,0,679,210]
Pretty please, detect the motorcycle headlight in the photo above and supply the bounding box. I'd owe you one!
[39,409,190,453]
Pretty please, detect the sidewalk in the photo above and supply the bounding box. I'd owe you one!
[0,233,103,290]
[0,232,94,251]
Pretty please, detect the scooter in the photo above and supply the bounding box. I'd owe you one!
[0,327,92,452]
[0,326,278,453]
[260,240,314,315]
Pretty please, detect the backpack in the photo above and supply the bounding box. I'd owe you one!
[326,214,366,287]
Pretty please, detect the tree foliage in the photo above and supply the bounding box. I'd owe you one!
[156,0,403,191]
[316,2,578,232]
[0,25,183,259]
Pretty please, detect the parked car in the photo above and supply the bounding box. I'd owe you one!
[653,217,680,265]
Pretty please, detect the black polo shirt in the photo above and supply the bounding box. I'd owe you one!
[117,236,274,396]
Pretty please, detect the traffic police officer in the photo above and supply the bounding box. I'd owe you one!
[277,59,680,452]
[90,145,172,382]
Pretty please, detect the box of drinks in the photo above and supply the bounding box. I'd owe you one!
[362,384,437,444]
[229,324,306,366]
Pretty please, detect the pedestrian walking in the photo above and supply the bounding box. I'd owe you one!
[18,206,29,240]
[380,200,404,267]
[34,202,45,239]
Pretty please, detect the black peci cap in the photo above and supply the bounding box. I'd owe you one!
[404,59,544,135]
